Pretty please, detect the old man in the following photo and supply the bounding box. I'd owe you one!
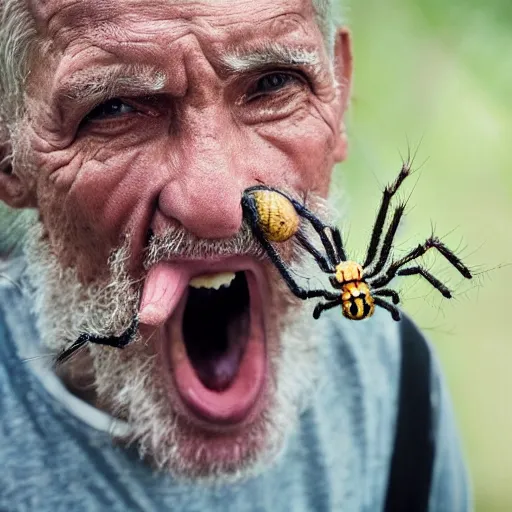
[0,0,470,510]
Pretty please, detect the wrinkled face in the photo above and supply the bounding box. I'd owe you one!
[4,0,351,480]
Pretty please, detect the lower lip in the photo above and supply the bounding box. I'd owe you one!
[160,267,268,427]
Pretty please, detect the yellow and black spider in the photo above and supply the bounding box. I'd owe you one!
[241,164,472,321]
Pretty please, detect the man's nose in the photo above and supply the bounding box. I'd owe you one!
[156,117,245,239]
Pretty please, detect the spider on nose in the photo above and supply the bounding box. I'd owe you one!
[241,163,472,322]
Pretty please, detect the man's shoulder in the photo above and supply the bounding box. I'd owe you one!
[308,308,447,506]
[316,309,471,512]
[291,310,407,508]
[320,308,403,398]
[320,306,437,400]
[0,258,33,359]
[317,307,436,467]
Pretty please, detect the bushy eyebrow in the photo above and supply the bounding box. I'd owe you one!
[221,42,321,74]
[55,64,167,107]
[53,43,322,113]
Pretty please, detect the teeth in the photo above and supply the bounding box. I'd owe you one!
[189,272,236,290]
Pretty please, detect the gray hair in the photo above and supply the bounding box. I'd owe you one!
[0,0,37,132]
[313,0,338,52]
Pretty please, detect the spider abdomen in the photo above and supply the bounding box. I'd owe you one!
[341,281,375,320]
[251,190,300,242]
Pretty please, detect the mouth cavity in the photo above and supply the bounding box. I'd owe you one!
[183,272,250,392]
[141,259,267,425]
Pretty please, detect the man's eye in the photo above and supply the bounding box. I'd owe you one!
[85,99,135,121]
[249,72,300,98]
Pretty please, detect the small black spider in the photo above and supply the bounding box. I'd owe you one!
[56,316,139,364]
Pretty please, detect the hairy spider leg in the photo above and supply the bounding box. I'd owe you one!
[242,198,340,301]
[368,236,472,289]
[372,288,400,304]
[363,163,412,269]
[330,226,347,262]
[429,240,473,278]
[255,230,340,301]
[373,296,401,321]
[56,338,88,364]
[396,266,452,298]
[90,315,140,348]
[295,230,335,273]
[286,196,341,267]
[364,203,406,279]
[313,298,344,319]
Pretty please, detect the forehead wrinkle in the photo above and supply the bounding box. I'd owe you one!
[30,0,122,31]
[30,0,315,44]
[29,0,327,104]
[31,0,303,25]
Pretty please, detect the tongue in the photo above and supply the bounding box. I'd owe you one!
[195,347,244,391]
[139,262,190,326]
[191,308,250,391]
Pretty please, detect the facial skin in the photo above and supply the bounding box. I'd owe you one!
[1,0,352,480]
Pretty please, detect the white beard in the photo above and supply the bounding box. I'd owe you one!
[24,223,139,351]
[88,297,323,482]
[22,213,330,482]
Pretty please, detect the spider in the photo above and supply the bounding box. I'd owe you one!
[241,163,473,321]
[56,316,139,364]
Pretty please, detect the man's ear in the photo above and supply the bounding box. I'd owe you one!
[332,27,353,163]
[0,139,35,208]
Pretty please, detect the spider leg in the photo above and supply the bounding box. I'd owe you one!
[88,315,140,348]
[373,296,401,321]
[56,337,88,365]
[429,240,472,279]
[396,266,452,298]
[330,226,347,262]
[244,201,339,301]
[295,230,335,273]
[329,276,344,289]
[372,288,400,304]
[264,243,340,300]
[364,202,406,279]
[56,316,139,364]
[363,163,412,268]
[368,236,472,289]
[287,196,341,266]
[313,298,343,319]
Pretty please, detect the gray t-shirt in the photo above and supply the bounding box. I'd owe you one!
[0,260,471,511]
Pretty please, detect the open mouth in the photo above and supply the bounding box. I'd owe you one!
[139,259,267,426]
[184,272,250,392]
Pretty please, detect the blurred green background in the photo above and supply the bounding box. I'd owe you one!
[339,0,512,510]
[1,0,511,509]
